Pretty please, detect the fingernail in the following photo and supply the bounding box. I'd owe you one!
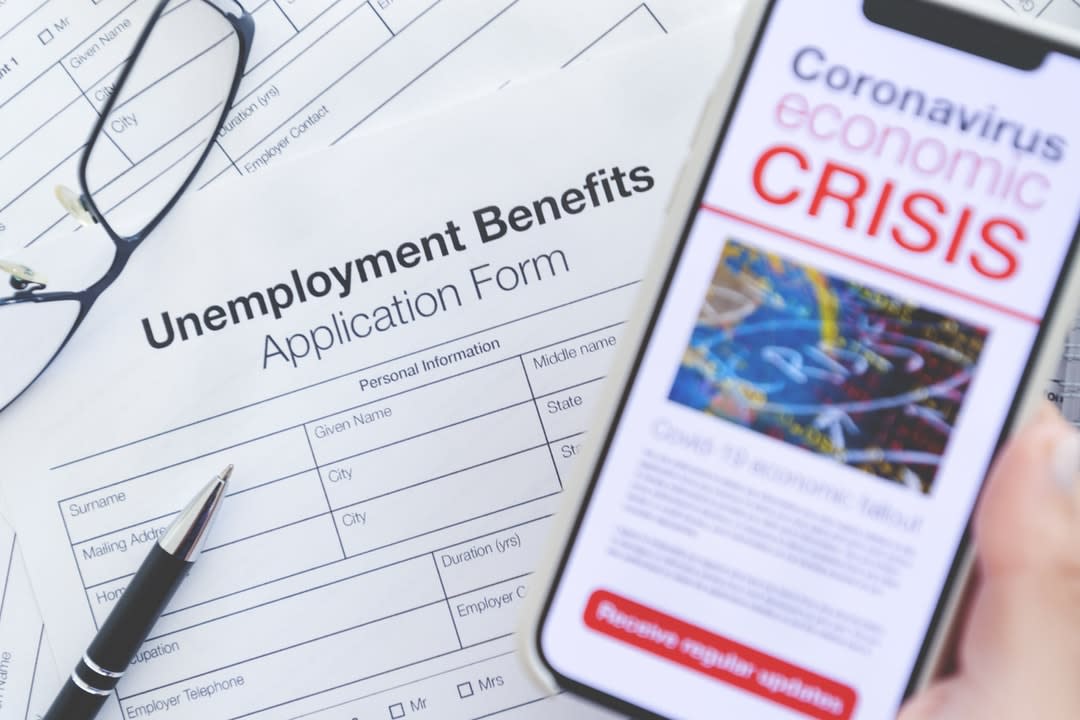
[1051,423,1080,492]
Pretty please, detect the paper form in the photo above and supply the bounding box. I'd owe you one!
[990,0,1080,26]
[0,18,734,719]
[0,514,59,720]
[0,0,719,260]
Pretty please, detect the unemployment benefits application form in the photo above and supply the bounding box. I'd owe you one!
[0,0,719,257]
[0,3,724,708]
[0,18,736,720]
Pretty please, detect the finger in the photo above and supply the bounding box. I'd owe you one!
[956,403,1080,708]
[974,402,1080,579]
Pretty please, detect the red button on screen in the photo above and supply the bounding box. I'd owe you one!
[584,590,857,720]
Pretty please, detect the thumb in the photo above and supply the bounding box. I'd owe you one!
[975,402,1080,582]
[959,403,1080,708]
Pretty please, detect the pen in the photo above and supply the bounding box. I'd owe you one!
[43,464,233,720]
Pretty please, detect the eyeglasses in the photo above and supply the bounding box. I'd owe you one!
[0,0,254,412]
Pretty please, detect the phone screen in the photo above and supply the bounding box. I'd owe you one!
[538,2,1080,718]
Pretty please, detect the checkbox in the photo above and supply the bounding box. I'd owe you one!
[457,681,474,699]
[38,28,53,45]
[388,703,405,719]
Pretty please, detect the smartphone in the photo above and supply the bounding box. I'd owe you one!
[525,1,1080,718]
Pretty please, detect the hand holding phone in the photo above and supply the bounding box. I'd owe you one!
[526,1,1080,718]
[900,404,1080,720]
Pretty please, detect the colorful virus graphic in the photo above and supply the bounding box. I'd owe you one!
[669,239,988,494]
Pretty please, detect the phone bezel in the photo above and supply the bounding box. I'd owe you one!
[533,1,1080,717]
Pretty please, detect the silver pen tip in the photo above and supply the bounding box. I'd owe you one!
[158,466,234,561]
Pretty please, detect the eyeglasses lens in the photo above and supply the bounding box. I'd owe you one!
[84,0,242,238]
[0,299,81,410]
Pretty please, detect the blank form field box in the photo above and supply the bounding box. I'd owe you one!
[1002,0,1053,13]
[450,577,530,647]
[333,444,556,558]
[457,681,473,699]
[388,703,405,719]
[370,0,429,34]
[436,521,550,597]
[38,28,53,45]
[564,6,665,67]
[1043,0,1080,25]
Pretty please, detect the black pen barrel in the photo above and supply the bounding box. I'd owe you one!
[89,545,192,669]
[42,678,111,719]
[42,545,192,720]
[42,468,229,720]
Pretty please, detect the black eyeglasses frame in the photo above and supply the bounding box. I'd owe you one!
[0,0,255,412]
